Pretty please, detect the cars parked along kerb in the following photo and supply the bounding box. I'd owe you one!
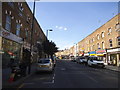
[36,58,54,73]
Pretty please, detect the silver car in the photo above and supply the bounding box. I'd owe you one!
[36,58,54,73]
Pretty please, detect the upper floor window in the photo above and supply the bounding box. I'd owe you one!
[5,15,11,31]
[101,32,104,38]
[92,45,95,50]
[26,15,31,23]
[101,42,105,49]
[34,29,37,33]
[97,43,100,49]
[109,39,112,47]
[117,37,120,46]
[108,28,112,35]
[18,3,24,12]
[115,23,120,30]
[97,34,100,40]
[18,10,22,17]
[8,2,14,8]
[93,37,94,42]
[16,23,21,36]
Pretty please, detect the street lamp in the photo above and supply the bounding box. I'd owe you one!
[29,0,36,74]
[46,29,53,39]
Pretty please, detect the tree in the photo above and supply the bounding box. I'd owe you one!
[42,40,58,57]
[37,43,43,58]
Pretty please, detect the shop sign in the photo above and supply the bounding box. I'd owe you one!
[84,53,89,56]
[96,50,106,54]
[0,29,22,43]
[107,48,120,53]
[89,51,96,56]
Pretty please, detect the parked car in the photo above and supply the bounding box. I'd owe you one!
[70,56,76,62]
[82,56,89,65]
[36,58,54,73]
[87,56,105,68]
[76,56,83,64]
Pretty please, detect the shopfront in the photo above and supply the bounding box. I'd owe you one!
[107,48,120,66]
[96,50,106,63]
[0,28,22,68]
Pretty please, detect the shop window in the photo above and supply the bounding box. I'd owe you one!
[101,32,104,38]
[109,39,113,47]
[16,23,21,36]
[5,15,11,31]
[108,28,112,35]
[117,37,120,46]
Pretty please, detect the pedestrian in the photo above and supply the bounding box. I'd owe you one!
[19,61,27,77]
[8,58,16,70]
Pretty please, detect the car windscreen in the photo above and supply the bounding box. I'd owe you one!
[38,60,50,63]
[92,57,102,61]
[80,57,85,59]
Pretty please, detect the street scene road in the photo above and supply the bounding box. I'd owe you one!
[1,1,120,90]
[17,59,119,88]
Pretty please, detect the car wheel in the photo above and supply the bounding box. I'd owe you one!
[102,65,105,68]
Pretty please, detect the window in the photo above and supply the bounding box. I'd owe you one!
[16,23,21,36]
[117,37,120,46]
[92,45,95,50]
[102,42,105,49]
[115,23,120,30]
[101,32,104,38]
[93,37,94,42]
[97,43,100,49]
[18,3,24,12]
[8,2,14,8]
[18,11,22,17]
[108,28,112,35]
[26,16,31,23]
[5,15,11,31]
[97,34,100,40]
[109,39,112,47]
[25,30,28,37]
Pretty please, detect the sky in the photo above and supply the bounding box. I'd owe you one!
[26,1,118,50]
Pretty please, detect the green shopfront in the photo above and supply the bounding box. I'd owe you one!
[0,28,23,68]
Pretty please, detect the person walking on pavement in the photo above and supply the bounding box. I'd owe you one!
[19,61,27,77]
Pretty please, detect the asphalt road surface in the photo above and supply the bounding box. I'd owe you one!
[17,59,119,88]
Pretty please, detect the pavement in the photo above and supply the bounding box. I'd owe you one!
[105,65,120,72]
[2,63,36,89]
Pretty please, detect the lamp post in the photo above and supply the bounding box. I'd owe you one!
[46,29,53,39]
[29,0,36,74]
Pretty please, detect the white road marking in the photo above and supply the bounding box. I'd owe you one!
[23,83,34,85]
[17,83,24,89]
[85,74,98,83]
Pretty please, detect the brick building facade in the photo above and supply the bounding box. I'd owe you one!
[56,14,120,66]
[0,1,46,68]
